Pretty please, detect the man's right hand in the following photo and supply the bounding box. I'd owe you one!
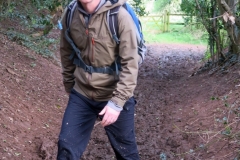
[99,105,121,127]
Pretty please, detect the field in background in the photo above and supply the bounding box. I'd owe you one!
[140,15,208,45]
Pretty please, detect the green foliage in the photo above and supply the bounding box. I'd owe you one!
[4,30,58,57]
[180,0,240,65]
[0,0,12,10]
[0,1,17,17]
[31,0,61,11]
[142,23,207,45]
[60,0,73,8]
[0,0,147,32]
[0,0,63,58]
[30,0,72,11]
[0,0,146,58]
[0,1,53,30]
[153,0,171,13]
[180,0,196,16]
[130,0,148,16]
[180,0,226,64]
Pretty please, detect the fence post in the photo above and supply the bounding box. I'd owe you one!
[164,10,167,32]
[162,14,165,32]
[167,11,170,32]
[162,13,165,32]
[163,10,170,32]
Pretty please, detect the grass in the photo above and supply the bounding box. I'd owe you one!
[142,23,208,45]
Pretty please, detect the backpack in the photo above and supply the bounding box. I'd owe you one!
[58,0,147,75]
[107,2,146,64]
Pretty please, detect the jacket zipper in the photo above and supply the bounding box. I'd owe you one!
[85,16,94,100]
[91,37,95,63]
[90,37,95,100]
[85,28,95,63]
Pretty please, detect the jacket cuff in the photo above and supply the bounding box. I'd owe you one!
[110,96,127,110]
[107,100,123,112]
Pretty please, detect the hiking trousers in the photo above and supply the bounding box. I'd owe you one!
[57,89,140,160]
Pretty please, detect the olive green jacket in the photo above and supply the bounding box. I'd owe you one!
[60,0,139,109]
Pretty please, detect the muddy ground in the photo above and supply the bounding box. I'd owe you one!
[0,32,240,160]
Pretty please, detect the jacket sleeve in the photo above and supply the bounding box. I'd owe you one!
[60,14,76,93]
[110,7,139,108]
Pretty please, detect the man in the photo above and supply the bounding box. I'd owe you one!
[57,0,140,159]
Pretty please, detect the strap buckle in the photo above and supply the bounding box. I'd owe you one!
[85,66,92,74]
[102,67,107,74]
[113,34,120,44]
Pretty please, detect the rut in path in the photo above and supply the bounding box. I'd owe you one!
[133,44,206,159]
[129,43,239,160]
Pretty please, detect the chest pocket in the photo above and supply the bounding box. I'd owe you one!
[88,14,118,67]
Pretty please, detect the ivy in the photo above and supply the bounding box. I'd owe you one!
[131,0,148,16]
[3,30,58,57]
[0,0,146,58]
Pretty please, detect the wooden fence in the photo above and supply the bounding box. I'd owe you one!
[139,11,188,32]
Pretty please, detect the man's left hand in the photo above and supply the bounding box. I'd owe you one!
[99,106,120,127]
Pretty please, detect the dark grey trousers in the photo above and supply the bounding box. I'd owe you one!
[57,89,139,160]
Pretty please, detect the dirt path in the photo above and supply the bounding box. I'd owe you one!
[0,34,240,160]
[131,44,240,160]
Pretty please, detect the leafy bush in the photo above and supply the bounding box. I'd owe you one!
[0,0,146,57]
[2,30,58,57]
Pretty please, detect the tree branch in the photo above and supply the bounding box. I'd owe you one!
[220,0,233,15]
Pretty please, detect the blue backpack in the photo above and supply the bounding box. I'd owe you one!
[58,0,147,75]
[107,2,146,64]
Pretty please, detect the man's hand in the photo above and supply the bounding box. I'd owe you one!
[99,106,120,127]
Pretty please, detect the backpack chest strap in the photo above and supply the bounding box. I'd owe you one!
[65,29,117,75]
[73,58,115,74]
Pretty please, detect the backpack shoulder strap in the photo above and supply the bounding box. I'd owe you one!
[107,6,121,44]
[65,0,77,30]
[124,3,143,39]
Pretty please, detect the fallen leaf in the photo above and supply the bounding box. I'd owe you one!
[16,78,20,83]
[6,68,20,77]
[31,31,43,37]
[7,68,17,75]
[56,104,61,109]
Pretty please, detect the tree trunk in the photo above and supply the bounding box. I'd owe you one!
[217,0,240,56]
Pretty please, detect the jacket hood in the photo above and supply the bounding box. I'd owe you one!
[97,0,127,14]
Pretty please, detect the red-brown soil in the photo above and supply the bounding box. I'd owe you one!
[0,31,240,160]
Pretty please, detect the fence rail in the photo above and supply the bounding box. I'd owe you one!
[140,12,188,32]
